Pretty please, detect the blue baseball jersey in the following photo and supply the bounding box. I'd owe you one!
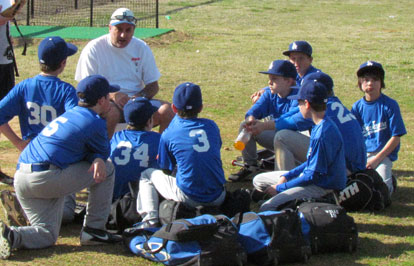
[296,66,320,86]
[110,130,161,200]
[351,94,406,161]
[158,115,226,203]
[19,106,110,169]
[277,117,347,192]
[0,75,78,140]
[245,87,299,120]
[276,96,366,173]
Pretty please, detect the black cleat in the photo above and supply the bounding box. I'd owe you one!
[228,167,253,182]
[80,226,122,246]
[0,171,13,186]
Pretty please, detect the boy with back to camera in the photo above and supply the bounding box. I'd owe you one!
[229,60,299,182]
[110,97,161,201]
[252,79,347,211]
[135,82,227,228]
[351,61,406,195]
[0,36,79,225]
[0,75,122,260]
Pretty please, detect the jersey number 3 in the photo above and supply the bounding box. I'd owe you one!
[190,129,210,152]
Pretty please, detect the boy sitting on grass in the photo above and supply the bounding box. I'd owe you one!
[110,97,160,201]
[135,82,226,228]
[351,61,406,195]
[252,79,347,211]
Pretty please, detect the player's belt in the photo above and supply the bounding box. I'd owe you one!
[17,163,59,172]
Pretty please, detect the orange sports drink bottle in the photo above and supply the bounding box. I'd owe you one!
[234,128,251,151]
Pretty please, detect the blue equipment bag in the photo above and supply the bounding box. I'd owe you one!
[125,214,247,266]
[232,210,311,265]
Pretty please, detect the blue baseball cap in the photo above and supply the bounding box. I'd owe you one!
[124,98,158,126]
[283,41,313,57]
[259,60,297,79]
[288,79,328,104]
[357,61,385,78]
[173,82,202,111]
[77,75,120,104]
[38,36,77,66]
[303,72,334,94]
[110,8,137,26]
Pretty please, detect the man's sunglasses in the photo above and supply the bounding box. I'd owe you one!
[111,15,137,24]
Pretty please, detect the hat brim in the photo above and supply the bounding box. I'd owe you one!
[110,21,136,26]
[108,84,120,93]
[66,43,78,57]
[357,66,385,77]
[283,50,311,57]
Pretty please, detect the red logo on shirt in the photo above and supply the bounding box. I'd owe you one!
[131,57,141,61]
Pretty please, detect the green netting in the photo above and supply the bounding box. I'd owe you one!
[10,25,173,40]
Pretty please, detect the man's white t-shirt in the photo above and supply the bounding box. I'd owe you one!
[75,34,161,97]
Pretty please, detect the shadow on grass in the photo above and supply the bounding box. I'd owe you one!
[8,223,133,262]
[357,236,414,259]
[9,242,133,263]
[358,223,414,237]
[393,169,414,178]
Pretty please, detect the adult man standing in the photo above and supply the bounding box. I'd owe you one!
[75,7,173,137]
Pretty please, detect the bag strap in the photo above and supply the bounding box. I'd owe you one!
[12,19,27,56]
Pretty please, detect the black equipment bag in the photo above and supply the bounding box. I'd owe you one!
[233,210,311,265]
[298,201,358,254]
[159,188,251,225]
[107,182,142,233]
[339,169,391,212]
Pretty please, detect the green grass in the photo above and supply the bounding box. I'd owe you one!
[1,0,414,265]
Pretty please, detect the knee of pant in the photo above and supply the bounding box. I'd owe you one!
[105,160,115,179]
[274,129,291,143]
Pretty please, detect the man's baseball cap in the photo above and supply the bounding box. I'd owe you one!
[173,82,202,111]
[288,79,328,104]
[303,72,334,94]
[259,60,297,79]
[77,75,120,104]
[124,97,158,126]
[283,41,313,57]
[38,36,77,66]
[357,60,385,78]
[110,8,137,26]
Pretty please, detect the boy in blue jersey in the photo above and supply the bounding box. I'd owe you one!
[351,61,406,195]
[252,79,347,211]
[250,41,321,103]
[135,82,227,228]
[110,97,160,201]
[0,36,79,225]
[229,60,298,181]
[0,75,122,260]
[273,72,367,173]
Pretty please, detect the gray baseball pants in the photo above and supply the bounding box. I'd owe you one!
[274,129,310,170]
[367,153,393,195]
[253,170,329,211]
[11,160,114,249]
[137,168,226,223]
